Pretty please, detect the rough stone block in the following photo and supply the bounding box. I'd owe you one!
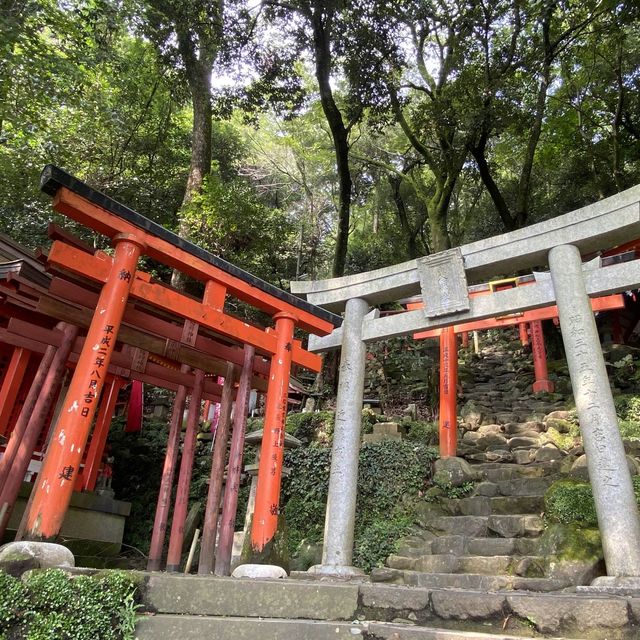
[413,554,459,574]
[360,584,430,611]
[431,590,506,620]
[143,574,359,620]
[432,457,480,487]
[533,444,563,462]
[506,593,629,634]
[386,555,416,571]
[430,535,466,556]
[0,541,74,576]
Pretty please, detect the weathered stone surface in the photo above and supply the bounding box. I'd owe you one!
[143,574,359,620]
[366,622,527,639]
[386,555,415,570]
[506,593,630,634]
[477,424,505,436]
[432,457,479,487]
[457,497,491,516]
[430,536,466,556]
[457,555,512,574]
[0,541,74,576]
[533,444,563,462]
[136,615,362,639]
[507,436,540,449]
[232,564,288,579]
[487,515,544,538]
[512,450,533,464]
[360,584,430,611]
[570,453,637,480]
[460,401,483,428]
[473,482,499,497]
[402,571,510,591]
[430,590,506,620]
[546,557,604,585]
[371,567,403,583]
[426,516,487,537]
[476,433,507,449]
[413,554,459,573]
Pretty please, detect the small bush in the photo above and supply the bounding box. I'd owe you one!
[0,569,139,640]
[544,480,598,526]
[285,411,334,444]
[402,420,438,444]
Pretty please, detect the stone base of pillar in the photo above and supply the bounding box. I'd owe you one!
[532,379,554,393]
[577,575,640,595]
[308,563,366,578]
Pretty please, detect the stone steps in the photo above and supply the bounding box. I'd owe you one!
[135,574,639,639]
[388,553,548,575]
[423,514,544,538]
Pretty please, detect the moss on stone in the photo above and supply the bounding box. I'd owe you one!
[544,479,598,526]
[544,426,580,451]
[537,523,602,563]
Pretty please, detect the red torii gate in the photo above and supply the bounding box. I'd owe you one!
[1,165,340,571]
[406,281,625,458]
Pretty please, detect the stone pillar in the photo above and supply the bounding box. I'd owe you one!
[549,244,640,578]
[312,297,368,576]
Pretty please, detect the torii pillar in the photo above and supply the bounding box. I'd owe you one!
[22,234,144,541]
[550,244,640,581]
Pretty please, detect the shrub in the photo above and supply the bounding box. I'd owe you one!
[285,411,334,444]
[0,569,139,640]
[544,480,598,526]
[282,440,438,572]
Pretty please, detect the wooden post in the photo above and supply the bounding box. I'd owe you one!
[215,345,255,576]
[530,320,554,393]
[0,324,79,539]
[165,368,205,572]
[81,377,124,491]
[147,381,188,571]
[519,322,530,347]
[250,313,296,555]
[198,362,236,575]
[439,326,458,458]
[0,347,31,436]
[22,235,144,542]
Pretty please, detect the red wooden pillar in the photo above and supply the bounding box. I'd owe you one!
[0,324,79,539]
[250,312,296,554]
[530,320,554,393]
[0,343,57,491]
[0,347,31,436]
[165,368,205,572]
[215,345,255,576]
[22,234,144,542]
[81,377,124,491]
[439,326,458,458]
[519,322,530,347]
[461,331,469,348]
[147,381,188,571]
[198,362,236,575]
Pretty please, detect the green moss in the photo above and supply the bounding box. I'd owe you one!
[537,523,603,562]
[544,479,598,526]
[402,420,438,444]
[0,569,139,640]
[545,477,640,528]
[285,411,334,443]
[544,426,580,451]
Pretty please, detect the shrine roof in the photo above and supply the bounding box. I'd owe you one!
[40,165,342,329]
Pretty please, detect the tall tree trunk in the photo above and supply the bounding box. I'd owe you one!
[312,12,352,278]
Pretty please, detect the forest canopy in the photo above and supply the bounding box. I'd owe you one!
[1,0,639,287]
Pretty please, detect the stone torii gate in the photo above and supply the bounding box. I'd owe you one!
[292,185,640,586]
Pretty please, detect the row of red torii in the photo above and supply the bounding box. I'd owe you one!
[1,166,639,585]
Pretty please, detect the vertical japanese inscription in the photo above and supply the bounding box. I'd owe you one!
[417,248,469,318]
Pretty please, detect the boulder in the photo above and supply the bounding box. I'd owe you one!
[433,457,480,487]
[460,401,483,428]
[534,444,563,462]
[232,564,288,579]
[570,454,637,481]
[0,541,74,577]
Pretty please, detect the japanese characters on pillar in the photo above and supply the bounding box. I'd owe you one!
[530,320,554,393]
[250,312,297,555]
[439,326,458,458]
[23,234,144,541]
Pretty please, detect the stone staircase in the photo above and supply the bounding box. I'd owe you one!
[133,332,640,639]
[373,333,589,596]
[134,572,639,639]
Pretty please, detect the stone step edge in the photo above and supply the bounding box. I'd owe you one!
[135,615,574,640]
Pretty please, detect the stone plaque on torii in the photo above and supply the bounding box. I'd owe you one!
[292,184,640,588]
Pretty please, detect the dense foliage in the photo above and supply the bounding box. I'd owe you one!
[0,569,139,640]
[1,0,639,284]
[282,439,438,571]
